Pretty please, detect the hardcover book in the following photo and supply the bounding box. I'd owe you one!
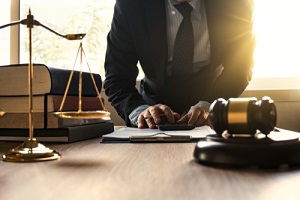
[0,63,102,96]
[0,94,106,128]
[0,122,114,143]
[0,94,104,113]
[0,112,108,129]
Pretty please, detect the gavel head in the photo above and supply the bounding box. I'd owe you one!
[208,96,277,136]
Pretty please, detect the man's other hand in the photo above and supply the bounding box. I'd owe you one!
[177,107,209,127]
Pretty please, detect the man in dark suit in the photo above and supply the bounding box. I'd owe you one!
[104,0,255,128]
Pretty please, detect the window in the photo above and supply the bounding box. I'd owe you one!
[19,0,115,76]
[253,0,300,78]
[247,0,300,89]
[1,0,300,89]
[0,0,11,65]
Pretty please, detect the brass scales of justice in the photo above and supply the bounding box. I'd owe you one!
[0,10,110,162]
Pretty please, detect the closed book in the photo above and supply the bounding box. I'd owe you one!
[0,63,102,96]
[0,112,109,129]
[0,94,104,113]
[0,122,114,143]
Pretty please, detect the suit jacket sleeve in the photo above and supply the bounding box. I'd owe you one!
[104,0,146,126]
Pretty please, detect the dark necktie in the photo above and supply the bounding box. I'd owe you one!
[172,2,194,76]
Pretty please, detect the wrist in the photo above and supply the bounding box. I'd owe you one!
[129,105,149,127]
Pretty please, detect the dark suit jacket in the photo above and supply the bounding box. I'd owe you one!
[104,0,255,126]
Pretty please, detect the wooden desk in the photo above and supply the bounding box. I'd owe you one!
[0,137,299,200]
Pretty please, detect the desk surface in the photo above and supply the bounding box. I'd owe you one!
[0,136,300,200]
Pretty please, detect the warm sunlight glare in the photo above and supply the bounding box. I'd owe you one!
[253,0,300,77]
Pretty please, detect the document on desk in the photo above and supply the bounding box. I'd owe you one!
[101,125,215,143]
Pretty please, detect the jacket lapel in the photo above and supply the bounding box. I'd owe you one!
[142,0,168,85]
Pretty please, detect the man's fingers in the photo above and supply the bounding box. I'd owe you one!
[138,115,156,129]
[150,104,173,123]
[193,111,209,126]
[138,104,179,128]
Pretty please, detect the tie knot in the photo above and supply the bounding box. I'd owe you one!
[174,2,193,18]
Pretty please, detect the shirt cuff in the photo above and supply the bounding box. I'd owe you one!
[190,101,211,112]
[129,105,149,127]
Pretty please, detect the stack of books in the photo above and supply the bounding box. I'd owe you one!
[0,63,114,142]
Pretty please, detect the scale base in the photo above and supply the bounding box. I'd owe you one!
[2,138,61,162]
[194,131,300,168]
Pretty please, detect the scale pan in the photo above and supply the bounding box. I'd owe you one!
[53,110,111,119]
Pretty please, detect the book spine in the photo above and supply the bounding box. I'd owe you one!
[48,67,102,96]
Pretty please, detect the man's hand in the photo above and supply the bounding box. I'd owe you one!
[177,107,209,127]
[138,104,180,129]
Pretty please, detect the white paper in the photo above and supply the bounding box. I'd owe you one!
[102,125,216,140]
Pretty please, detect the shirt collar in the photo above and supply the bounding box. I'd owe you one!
[168,0,201,13]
